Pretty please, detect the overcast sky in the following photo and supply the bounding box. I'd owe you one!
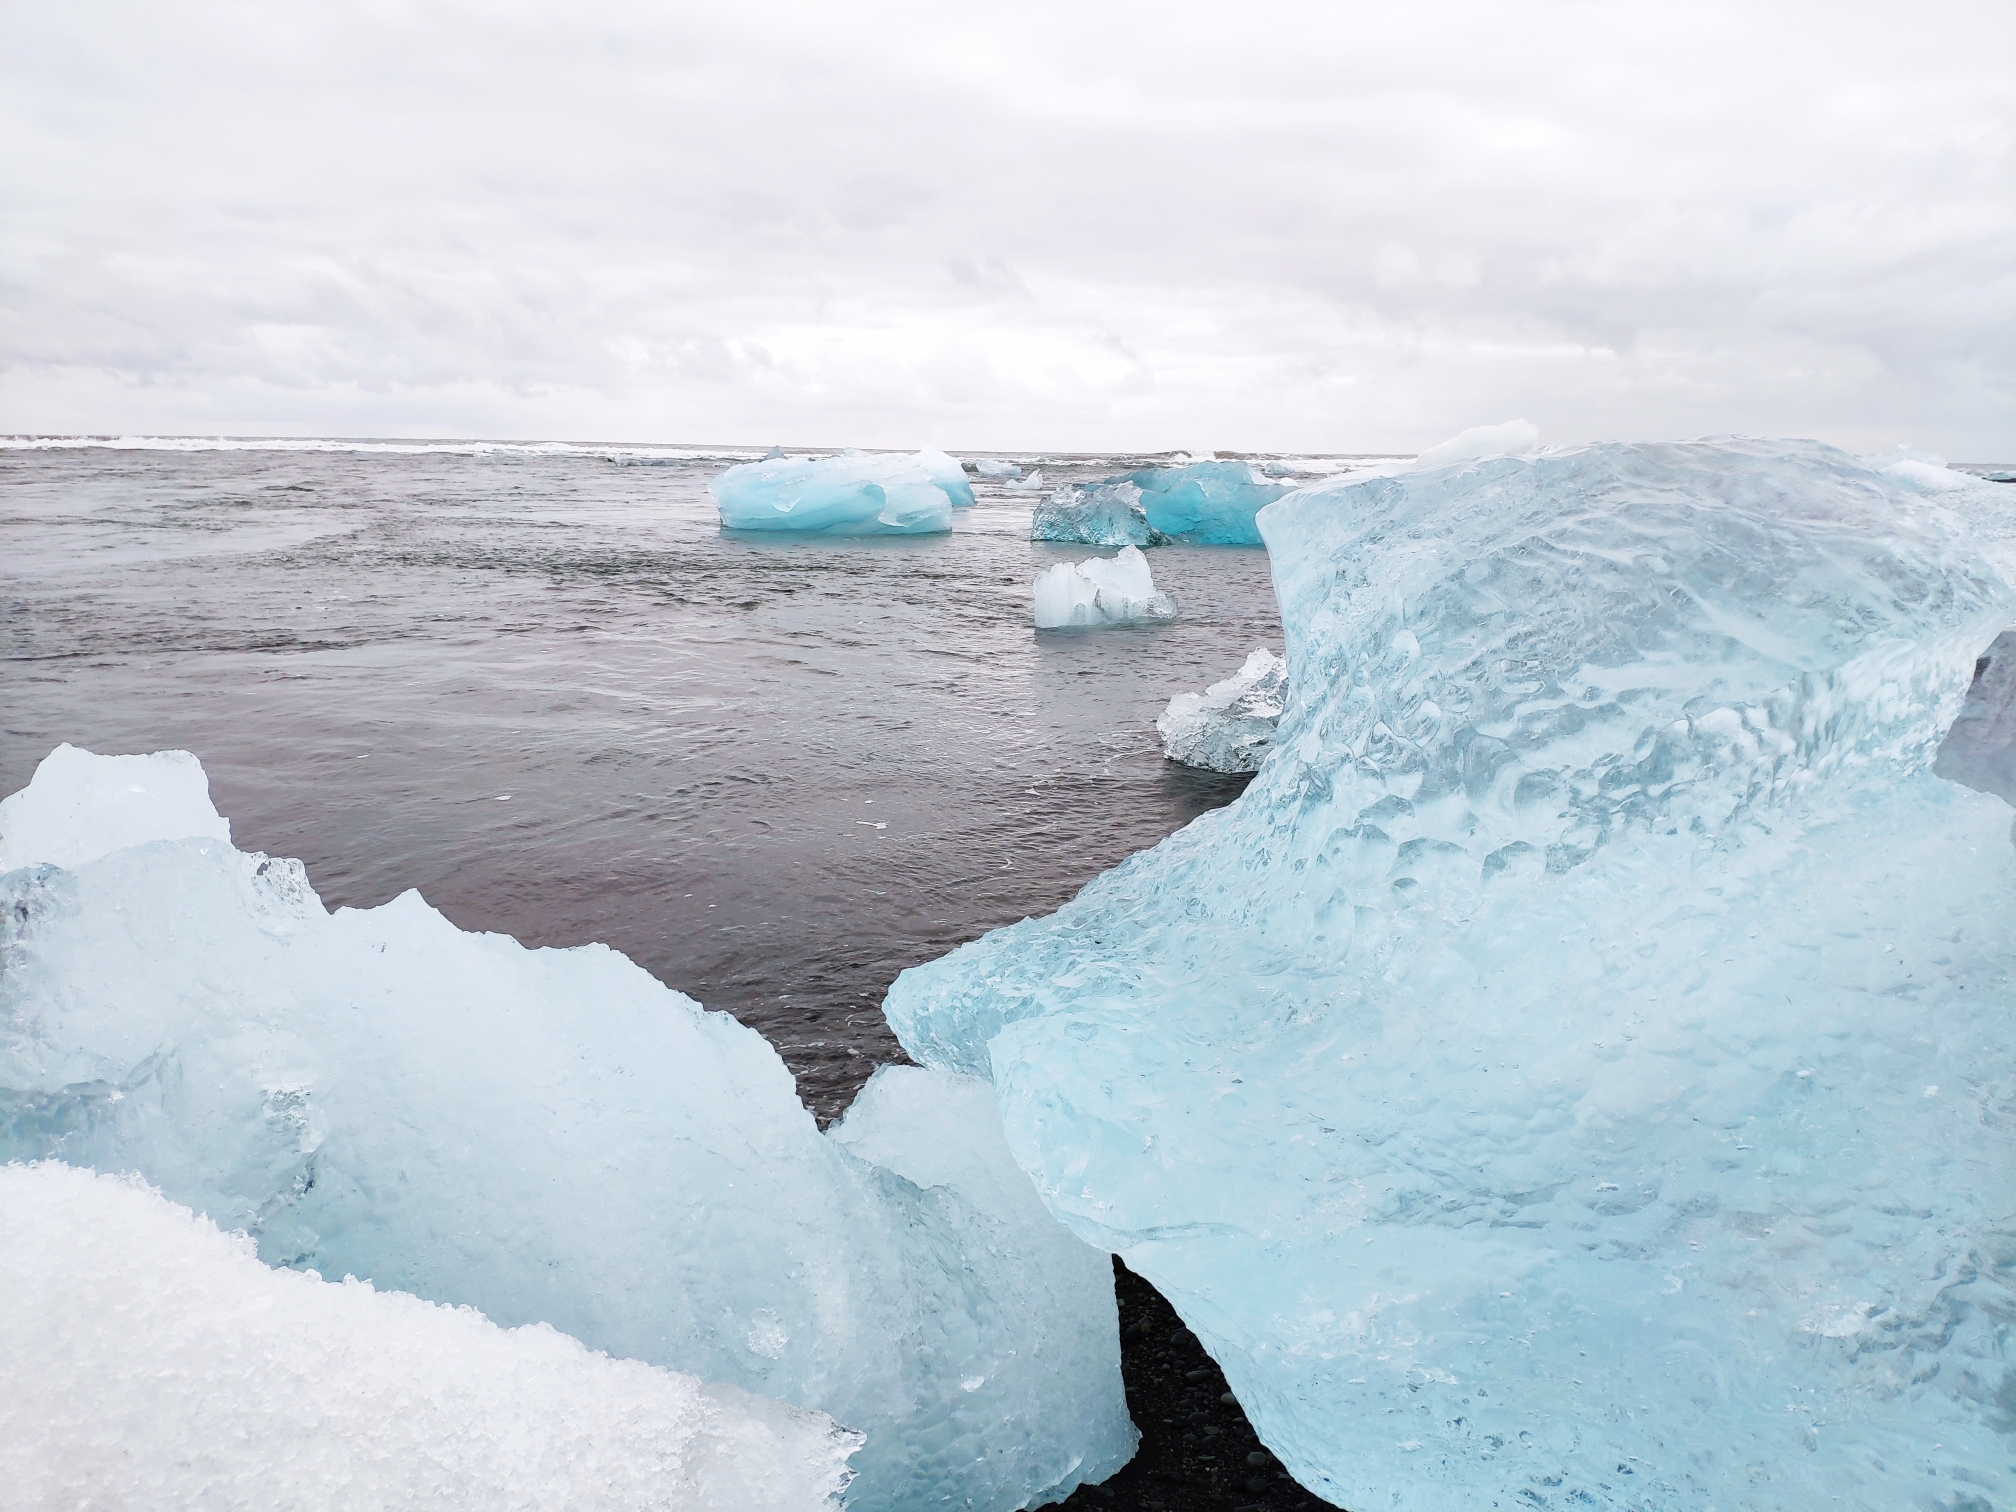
[2,0,2011,454]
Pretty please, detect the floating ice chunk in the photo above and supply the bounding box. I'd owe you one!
[0,1161,856,1512]
[710,453,952,535]
[1127,461,1288,545]
[913,448,976,506]
[974,459,1022,479]
[889,439,2016,1510]
[1411,417,1540,470]
[1031,479,1165,548]
[1003,468,1047,494]
[0,742,229,871]
[0,750,1134,1512]
[1032,546,1178,629]
[1156,648,1287,772]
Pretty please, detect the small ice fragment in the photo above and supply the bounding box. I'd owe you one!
[1157,648,1288,772]
[1003,469,1047,493]
[0,744,229,872]
[974,459,1022,479]
[1031,479,1166,548]
[1032,546,1178,629]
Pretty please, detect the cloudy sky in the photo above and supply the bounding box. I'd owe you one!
[3,0,2011,454]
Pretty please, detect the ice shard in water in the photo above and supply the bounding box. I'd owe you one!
[710,452,955,534]
[0,749,1135,1512]
[0,1162,859,1512]
[888,439,2016,1510]
[1031,479,1167,549]
[1032,545,1177,629]
[1156,647,1287,773]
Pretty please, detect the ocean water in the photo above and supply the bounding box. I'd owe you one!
[0,440,1359,1119]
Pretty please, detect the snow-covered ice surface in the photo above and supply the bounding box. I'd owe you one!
[1031,480,1167,548]
[1033,546,1178,629]
[888,439,2016,1510]
[1156,647,1287,773]
[710,453,954,534]
[0,750,1135,1512]
[0,1161,857,1512]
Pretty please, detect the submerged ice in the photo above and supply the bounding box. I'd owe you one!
[1,1162,858,1511]
[0,749,1134,1512]
[889,439,2016,1510]
[1032,546,1177,629]
[1156,648,1286,773]
[710,452,959,535]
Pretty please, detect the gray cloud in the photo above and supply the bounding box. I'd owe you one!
[3,0,2011,453]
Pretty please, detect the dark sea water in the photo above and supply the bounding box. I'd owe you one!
[0,440,1342,1120]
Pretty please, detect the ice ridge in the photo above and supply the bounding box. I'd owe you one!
[886,437,2016,1511]
[0,749,1135,1512]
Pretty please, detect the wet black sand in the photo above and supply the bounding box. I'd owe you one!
[1062,1260,1332,1512]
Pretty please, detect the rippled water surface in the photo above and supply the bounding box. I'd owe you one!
[2,442,1324,1118]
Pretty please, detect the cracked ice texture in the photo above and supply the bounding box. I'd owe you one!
[886,439,2016,1511]
[0,751,1134,1512]
[0,1161,857,1512]
[711,453,954,534]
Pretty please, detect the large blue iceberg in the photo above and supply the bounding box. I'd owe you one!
[711,451,964,534]
[0,748,1135,1512]
[888,439,2016,1510]
[1029,461,1288,547]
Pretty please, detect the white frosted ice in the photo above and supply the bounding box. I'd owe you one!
[913,447,976,507]
[0,741,229,871]
[1156,648,1287,773]
[1412,417,1540,470]
[710,452,953,535]
[1032,545,1178,629]
[0,749,1135,1512]
[974,459,1022,479]
[0,1161,856,1512]
[889,439,2016,1510]
[1003,468,1047,493]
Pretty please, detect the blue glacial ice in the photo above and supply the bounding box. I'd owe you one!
[1,1161,859,1512]
[1156,647,1287,773]
[710,452,957,534]
[914,448,976,507]
[0,750,1135,1512]
[887,438,2016,1511]
[1031,479,1168,549]
[1029,461,1288,546]
[1032,545,1177,629]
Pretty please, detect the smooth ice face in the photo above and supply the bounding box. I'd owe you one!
[1030,480,1167,549]
[0,1162,857,1512]
[913,448,976,507]
[1126,461,1288,545]
[1412,417,1540,470]
[0,742,229,871]
[1935,628,2016,806]
[710,453,953,535]
[1032,545,1178,629]
[0,753,1134,1512]
[888,440,2016,1510]
[1156,647,1286,773]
